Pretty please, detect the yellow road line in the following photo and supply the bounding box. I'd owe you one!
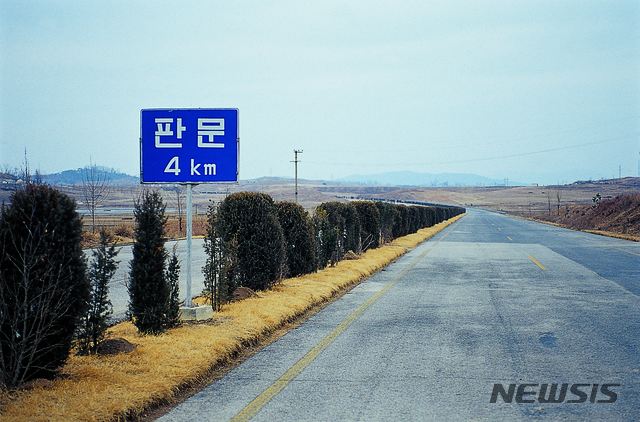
[229,222,459,422]
[230,250,426,421]
[529,255,547,270]
[613,247,640,257]
[507,236,513,241]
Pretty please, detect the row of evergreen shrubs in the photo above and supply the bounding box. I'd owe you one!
[202,192,465,310]
[0,182,463,390]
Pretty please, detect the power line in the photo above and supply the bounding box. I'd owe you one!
[305,132,639,168]
[431,133,639,166]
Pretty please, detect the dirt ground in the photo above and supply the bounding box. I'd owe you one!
[533,193,640,238]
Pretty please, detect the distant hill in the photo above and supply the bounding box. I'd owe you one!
[42,167,138,186]
[339,171,524,187]
[38,168,526,188]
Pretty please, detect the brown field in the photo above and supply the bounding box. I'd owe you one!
[3,176,638,243]
[302,177,640,216]
[5,175,639,215]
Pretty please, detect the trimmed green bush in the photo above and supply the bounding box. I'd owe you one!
[312,208,336,269]
[340,203,362,253]
[352,201,381,251]
[276,201,316,277]
[375,201,397,244]
[217,192,285,291]
[201,194,464,301]
[315,202,345,263]
[392,204,409,238]
[316,201,361,258]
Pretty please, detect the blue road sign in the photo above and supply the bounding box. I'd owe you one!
[140,108,238,183]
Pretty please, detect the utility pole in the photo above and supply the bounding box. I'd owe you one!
[293,150,303,203]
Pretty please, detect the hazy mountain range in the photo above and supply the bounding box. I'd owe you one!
[339,171,523,187]
[41,167,139,186]
[36,168,521,187]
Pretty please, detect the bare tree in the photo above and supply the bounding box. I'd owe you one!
[82,163,112,232]
[171,185,186,234]
[1,165,19,190]
[2,164,19,178]
[556,190,562,216]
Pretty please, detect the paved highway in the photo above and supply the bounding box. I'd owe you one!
[158,208,639,421]
[100,238,207,321]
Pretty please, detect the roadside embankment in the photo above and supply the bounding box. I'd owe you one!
[0,214,465,422]
[515,194,640,242]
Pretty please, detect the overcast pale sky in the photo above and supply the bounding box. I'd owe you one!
[1,1,639,185]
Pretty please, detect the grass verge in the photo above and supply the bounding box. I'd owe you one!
[0,214,465,422]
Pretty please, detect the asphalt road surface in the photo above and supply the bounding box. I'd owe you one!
[157,208,639,421]
[98,238,207,321]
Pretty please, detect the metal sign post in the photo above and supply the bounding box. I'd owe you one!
[185,183,194,308]
[140,108,238,317]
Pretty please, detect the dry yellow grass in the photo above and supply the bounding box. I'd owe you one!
[583,229,640,242]
[0,214,465,422]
